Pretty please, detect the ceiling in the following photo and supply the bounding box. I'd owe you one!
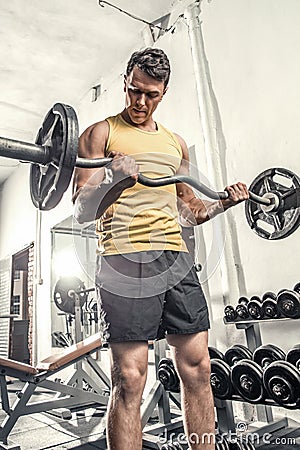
[0,0,189,185]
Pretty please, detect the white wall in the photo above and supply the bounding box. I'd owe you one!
[0,0,299,388]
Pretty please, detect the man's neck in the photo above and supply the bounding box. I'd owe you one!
[121,110,157,132]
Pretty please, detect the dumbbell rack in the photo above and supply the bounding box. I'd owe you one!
[221,316,300,440]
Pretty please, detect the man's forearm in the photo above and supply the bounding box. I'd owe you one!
[74,179,125,224]
[182,197,233,226]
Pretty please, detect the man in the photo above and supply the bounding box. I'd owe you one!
[73,48,249,450]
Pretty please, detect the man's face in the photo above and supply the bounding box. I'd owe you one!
[124,66,167,126]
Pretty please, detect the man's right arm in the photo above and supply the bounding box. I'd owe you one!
[72,120,138,224]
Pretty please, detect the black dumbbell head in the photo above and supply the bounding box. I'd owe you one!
[157,358,180,393]
[208,346,224,360]
[262,298,280,319]
[277,289,300,319]
[210,359,233,400]
[286,344,300,370]
[247,297,264,319]
[294,282,300,294]
[224,305,237,321]
[231,360,265,403]
[225,344,253,366]
[236,304,249,320]
[263,360,300,408]
[253,344,285,368]
[262,291,277,301]
[238,296,249,306]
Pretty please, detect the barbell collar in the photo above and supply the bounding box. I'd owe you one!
[0,136,52,165]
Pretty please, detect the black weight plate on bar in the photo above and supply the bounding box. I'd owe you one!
[263,361,300,407]
[54,276,87,315]
[286,344,300,369]
[157,358,180,393]
[210,359,233,399]
[209,346,224,360]
[277,290,300,318]
[30,103,78,210]
[225,345,253,366]
[253,344,285,368]
[245,167,300,240]
[231,360,265,403]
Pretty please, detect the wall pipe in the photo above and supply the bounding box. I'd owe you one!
[184,0,247,305]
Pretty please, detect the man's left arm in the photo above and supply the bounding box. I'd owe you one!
[175,133,249,226]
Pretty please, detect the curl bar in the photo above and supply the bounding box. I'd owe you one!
[0,103,299,240]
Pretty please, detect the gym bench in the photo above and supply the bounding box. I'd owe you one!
[0,334,110,450]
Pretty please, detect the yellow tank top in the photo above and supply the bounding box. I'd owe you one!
[96,113,187,255]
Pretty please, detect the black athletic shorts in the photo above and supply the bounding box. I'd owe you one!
[95,250,210,343]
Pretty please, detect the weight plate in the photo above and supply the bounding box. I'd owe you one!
[263,361,300,407]
[277,290,300,318]
[53,276,87,315]
[253,344,285,368]
[157,358,180,393]
[245,167,300,240]
[224,345,253,366]
[210,359,233,399]
[30,103,78,210]
[209,346,224,360]
[286,344,300,369]
[231,360,265,403]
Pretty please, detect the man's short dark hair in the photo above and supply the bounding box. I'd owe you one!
[126,48,171,88]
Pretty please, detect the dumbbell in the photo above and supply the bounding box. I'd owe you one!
[226,344,257,403]
[231,344,285,404]
[210,345,252,401]
[224,305,238,322]
[263,345,300,408]
[261,291,280,319]
[208,346,224,360]
[210,348,234,400]
[277,283,300,319]
[247,295,264,319]
[235,297,250,320]
[224,344,253,366]
[157,358,180,393]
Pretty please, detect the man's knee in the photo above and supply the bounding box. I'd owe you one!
[176,351,211,388]
[112,365,147,398]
